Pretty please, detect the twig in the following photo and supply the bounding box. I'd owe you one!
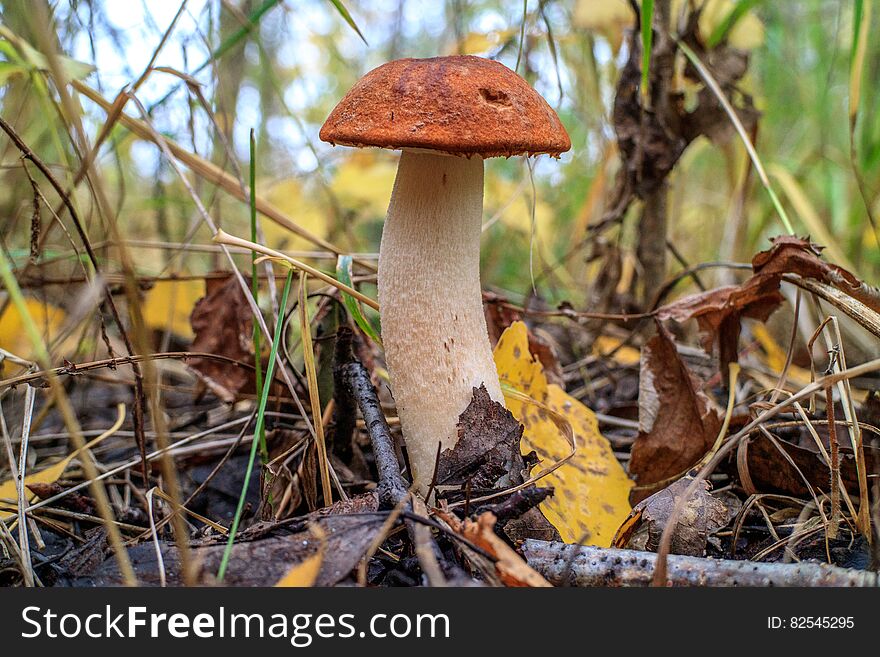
[826,383,841,539]
[523,540,880,587]
[333,328,409,509]
[0,351,284,391]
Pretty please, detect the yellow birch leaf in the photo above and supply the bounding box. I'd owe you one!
[493,321,633,546]
[0,297,66,361]
[330,151,398,218]
[263,178,330,252]
[592,335,641,367]
[0,404,125,521]
[750,324,812,387]
[274,550,324,587]
[142,279,204,339]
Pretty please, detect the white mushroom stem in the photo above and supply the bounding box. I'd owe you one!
[378,150,505,495]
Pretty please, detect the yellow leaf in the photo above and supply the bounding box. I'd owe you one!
[697,0,765,50]
[751,324,812,387]
[493,321,633,546]
[274,550,323,587]
[592,335,641,367]
[142,279,205,339]
[454,30,516,56]
[573,0,631,50]
[0,404,125,521]
[263,178,331,252]
[574,0,764,51]
[0,297,66,362]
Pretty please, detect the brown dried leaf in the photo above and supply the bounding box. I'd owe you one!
[655,236,879,371]
[655,276,783,369]
[79,494,382,586]
[737,433,880,498]
[188,274,254,402]
[623,477,738,556]
[436,385,525,493]
[752,236,880,313]
[629,323,722,500]
[439,510,551,587]
[27,482,95,514]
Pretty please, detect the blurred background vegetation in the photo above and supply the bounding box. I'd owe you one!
[0,0,877,356]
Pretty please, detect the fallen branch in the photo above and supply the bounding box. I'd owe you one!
[333,327,467,584]
[333,327,409,509]
[523,540,880,587]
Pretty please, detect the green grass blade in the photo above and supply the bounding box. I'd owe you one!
[847,0,878,244]
[327,0,368,45]
[851,0,865,66]
[249,129,268,464]
[707,0,762,48]
[217,268,294,581]
[336,255,382,346]
[198,0,280,74]
[640,0,654,102]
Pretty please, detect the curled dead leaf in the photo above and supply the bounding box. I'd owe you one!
[618,477,738,557]
[629,322,723,501]
[438,509,551,587]
[188,274,255,402]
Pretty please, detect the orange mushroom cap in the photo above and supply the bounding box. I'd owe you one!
[320,55,571,159]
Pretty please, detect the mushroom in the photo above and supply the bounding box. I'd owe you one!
[320,56,570,494]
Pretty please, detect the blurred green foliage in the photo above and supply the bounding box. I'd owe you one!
[0,0,877,320]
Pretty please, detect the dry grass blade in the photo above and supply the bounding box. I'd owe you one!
[652,356,880,586]
[14,385,36,586]
[298,272,333,507]
[768,165,855,271]
[0,248,137,585]
[145,487,168,587]
[218,230,379,310]
[68,80,375,271]
[785,276,880,339]
[675,39,795,236]
[125,93,316,441]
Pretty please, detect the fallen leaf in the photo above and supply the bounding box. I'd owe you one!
[751,236,880,314]
[76,494,383,586]
[439,386,559,541]
[656,236,880,371]
[736,432,880,499]
[0,404,124,521]
[142,279,204,339]
[0,297,66,364]
[628,323,723,501]
[437,385,525,493]
[274,526,325,587]
[655,275,783,371]
[438,510,551,587]
[188,274,255,402]
[620,477,738,556]
[493,321,633,546]
[26,482,95,514]
[592,335,641,367]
